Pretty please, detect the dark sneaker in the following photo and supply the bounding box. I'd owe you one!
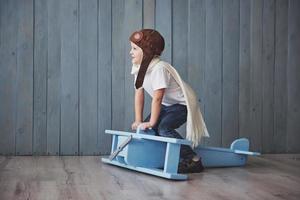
[178,158,204,174]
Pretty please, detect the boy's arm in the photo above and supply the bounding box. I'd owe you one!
[149,88,165,126]
[135,87,144,122]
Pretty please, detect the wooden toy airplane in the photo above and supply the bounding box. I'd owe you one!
[101,128,260,180]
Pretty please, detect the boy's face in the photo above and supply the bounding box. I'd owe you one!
[130,42,143,65]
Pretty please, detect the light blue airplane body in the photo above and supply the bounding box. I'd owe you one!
[102,129,260,180]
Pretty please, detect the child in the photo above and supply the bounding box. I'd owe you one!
[129,29,209,173]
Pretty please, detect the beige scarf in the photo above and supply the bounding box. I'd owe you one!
[131,57,209,147]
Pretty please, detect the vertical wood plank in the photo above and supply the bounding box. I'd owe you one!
[262,0,275,153]
[112,0,125,131]
[142,0,154,121]
[249,0,263,151]
[205,0,222,146]
[60,0,79,155]
[222,0,239,147]
[142,0,155,120]
[239,0,251,145]
[188,0,206,102]
[124,0,143,132]
[287,0,300,153]
[188,0,206,144]
[98,0,112,155]
[47,0,61,155]
[143,0,155,29]
[79,0,98,155]
[173,0,188,79]
[274,0,288,153]
[15,0,34,155]
[0,0,17,155]
[34,0,48,155]
[155,0,172,63]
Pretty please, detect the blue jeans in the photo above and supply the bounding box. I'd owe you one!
[143,104,196,161]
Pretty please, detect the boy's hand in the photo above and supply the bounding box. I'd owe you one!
[131,121,142,130]
[138,122,153,130]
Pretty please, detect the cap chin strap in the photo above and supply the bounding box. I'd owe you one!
[135,54,154,89]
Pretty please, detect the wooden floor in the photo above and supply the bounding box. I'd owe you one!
[0,155,299,200]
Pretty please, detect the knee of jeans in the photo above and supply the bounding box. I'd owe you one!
[158,122,172,131]
[158,129,175,138]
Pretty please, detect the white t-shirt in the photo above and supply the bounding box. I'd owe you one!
[135,64,186,106]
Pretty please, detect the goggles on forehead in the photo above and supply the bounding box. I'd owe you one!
[132,31,143,42]
[131,30,156,43]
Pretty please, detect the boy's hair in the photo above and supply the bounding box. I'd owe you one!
[129,29,165,89]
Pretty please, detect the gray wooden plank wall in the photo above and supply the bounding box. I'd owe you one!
[0,0,299,155]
